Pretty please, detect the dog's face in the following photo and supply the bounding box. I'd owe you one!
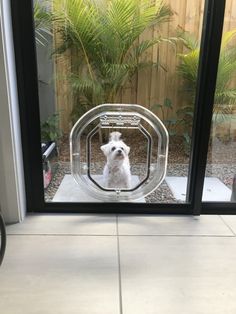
[101,140,130,163]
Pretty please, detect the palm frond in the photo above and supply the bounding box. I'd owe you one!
[177,49,199,85]
[52,0,172,118]
[216,59,236,90]
[221,29,236,51]
[34,1,52,45]
[70,75,102,94]
[177,28,236,112]
[177,29,199,50]
[96,0,171,62]
[131,38,162,60]
[53,0,101,79]
[214,89,236,105]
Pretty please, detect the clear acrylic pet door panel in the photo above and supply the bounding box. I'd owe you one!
[70,104,169,201]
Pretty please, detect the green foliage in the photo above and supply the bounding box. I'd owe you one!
[152,98,193,154]
[176,106,194,154]
[177,29,236,110]
[41,113,62,143]
[152,98,178,136]
[52,0,172,122]
[34,1,52,46]
[176,29,236,150]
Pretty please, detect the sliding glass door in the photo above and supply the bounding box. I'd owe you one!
[11,0,231,214]
[33,0,207,206]
[203,0,236,207]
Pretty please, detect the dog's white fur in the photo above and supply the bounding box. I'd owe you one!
[100,132,131,189]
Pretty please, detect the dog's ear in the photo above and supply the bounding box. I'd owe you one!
[100,144,110,156]
[123,144,130,155]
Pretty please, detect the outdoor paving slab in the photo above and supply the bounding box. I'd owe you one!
[52,174,145,202]
[165,177,231,202]
[118,215,234,236]
[6,214,117,235]
[0,235,119,314]
[119,236,236,314]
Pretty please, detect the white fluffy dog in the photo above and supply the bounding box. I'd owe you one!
[100,132,131,189]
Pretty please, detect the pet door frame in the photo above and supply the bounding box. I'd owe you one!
[11,0,236,214]
[70,104,168,201]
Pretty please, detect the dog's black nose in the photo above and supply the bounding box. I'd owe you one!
[117,149,122,154]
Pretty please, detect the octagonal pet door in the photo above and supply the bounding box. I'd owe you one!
[70,104,169,202]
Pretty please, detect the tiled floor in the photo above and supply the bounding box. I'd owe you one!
[1,214,236,314]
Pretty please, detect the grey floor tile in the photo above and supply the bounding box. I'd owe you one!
[6,214,117,235]
[119,236,236,314]
[220,215,236,235]
[0,235,119,314]
[118,215,233,236]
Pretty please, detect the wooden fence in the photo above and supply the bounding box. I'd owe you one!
[54,0,236,133]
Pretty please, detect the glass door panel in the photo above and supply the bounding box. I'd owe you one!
[203,0,236,203]
[33,0,205,204]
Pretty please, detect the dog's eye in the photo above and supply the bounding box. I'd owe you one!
[111,147,116,151]
[121,147,124,150]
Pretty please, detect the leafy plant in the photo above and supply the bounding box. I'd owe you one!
[34,1,52,46]
[152,98,193,154]
[41,113,62,143]
[152,98,177,136]
[177,29,236,148]
[175,105,194,153]
[52,0,172,122]
[178,29,236,112]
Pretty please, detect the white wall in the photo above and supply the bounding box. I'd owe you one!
[0,1,26,223]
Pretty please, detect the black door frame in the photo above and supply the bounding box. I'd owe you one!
[10,0,235,214]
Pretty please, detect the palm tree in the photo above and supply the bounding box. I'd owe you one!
[52,0,172,121]
[177,29,236,116]
[175,29,236,147]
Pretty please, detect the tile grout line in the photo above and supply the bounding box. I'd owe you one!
[116,234,235,237]
[6,233,117,237]
[116,215,123,314]
[6,233,236,238]
[218,215,236,236]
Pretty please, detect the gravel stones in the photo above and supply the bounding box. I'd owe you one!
[44,162,235,203]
